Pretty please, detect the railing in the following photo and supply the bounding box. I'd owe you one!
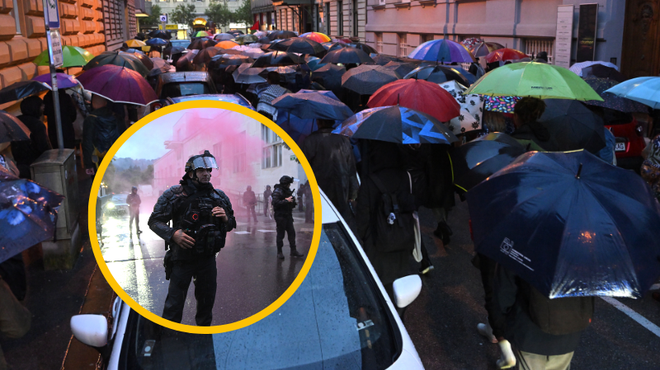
[524,38,554,63]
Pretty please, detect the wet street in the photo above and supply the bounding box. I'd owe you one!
[98,210,314,326]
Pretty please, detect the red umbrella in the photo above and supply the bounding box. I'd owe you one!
[367,79,461,122]
[485,48,528,63]
[77,64,158,106]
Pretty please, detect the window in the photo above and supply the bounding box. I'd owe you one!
[337,1,343,36]
[376,32,383,53]
[352,0,358,37]
[233,131,246,173]
[325,3,330,35]
[262,125,284,169]
[397,33,407,57]
[11,0,23,34]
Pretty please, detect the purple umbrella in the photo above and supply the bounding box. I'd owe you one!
[408,39,475,63]
[32,73,79,89]
[76,64,158,106]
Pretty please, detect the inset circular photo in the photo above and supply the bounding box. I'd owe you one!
[89,101,322,333]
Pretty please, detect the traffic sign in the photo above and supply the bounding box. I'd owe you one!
[50,30,63,68]
[44,0,61,29]
[159,14,168,23]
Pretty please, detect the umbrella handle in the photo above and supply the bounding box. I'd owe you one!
[575,163,583,179]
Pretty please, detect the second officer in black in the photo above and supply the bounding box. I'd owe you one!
[148,150,236,326]
[272,175,304,260]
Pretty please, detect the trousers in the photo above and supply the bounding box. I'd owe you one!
[275,215,296,251]
[516,350,574,370]
[129,208,140,232]
[162,258,217,326]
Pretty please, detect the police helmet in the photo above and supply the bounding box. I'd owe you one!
[185,150,219,173]
[279,175,294,185]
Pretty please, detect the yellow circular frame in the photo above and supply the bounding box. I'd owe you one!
[88,100,323,334]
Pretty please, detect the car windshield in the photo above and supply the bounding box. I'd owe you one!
[160,82,212,99]
[123,222,400,369]
[110,194,128,204]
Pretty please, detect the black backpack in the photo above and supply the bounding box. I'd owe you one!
[370,171,417,253]
[523,281,594,336]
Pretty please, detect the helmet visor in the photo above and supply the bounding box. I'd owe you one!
[190,156,218,170]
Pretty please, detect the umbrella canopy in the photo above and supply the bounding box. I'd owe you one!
[149,30,171,39]
[449,132,526,192]
[251,51,305,68]
[0,80,50,105]
[234,34,258,45]
[300,32,331,43]
[214,33,234,41]
[216,40,240,49]
[0,110,31,143]
[583,77,649,113]
[323,42,349,52]
[257,37,271,44]
[467,150,660,298]
[273,89,353,120]
[233,46,265,59]
[77,64,158,105]
[150,57,171,73]
[581,64,626,82]
[210,54,254,69]
[470,42,506,58]
[538,99,606,154]
[403,65,471,86]
[269,37,326,56]
[350,42,378,55]
[193,47,225,64]
[83,51,150,78]
[175,49,199,72]
[371,54,405,66]
[604,76,660,109]
[381,61,417,80]
[146,38,168,47]
[33,45,94,68]
[460,37,484,50]
[232,63,266,84]
[408,39,475,63]
[485,48,528,63]
[226,30,244,37]
[188,38,218,50]
[194,31,211,37]
[33,73,79,89]
[483,95,521,113]
[268,30,298,40]
[0,177,65,263]
[569,61,618,77]
[341,64,400,95]
[320,47,374,65]
[310,63,346,94]
[164,46,186,56]
[333,105,459,144]
[367,79,461,122]
[438,80,484,135]
[122,50,154,70]
[464,62,604,101]
[126,39,146,48]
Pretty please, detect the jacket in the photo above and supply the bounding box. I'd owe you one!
[12,115,52,179]
[82,106,121,168]
[44,90,77,149]
[271,184,296,218]
[148,178,236,261]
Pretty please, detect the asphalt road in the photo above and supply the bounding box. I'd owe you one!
[98,210,314,326]
[404,195,660,369]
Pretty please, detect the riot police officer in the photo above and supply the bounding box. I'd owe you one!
[148,150,236,326]
[272,175,304,260]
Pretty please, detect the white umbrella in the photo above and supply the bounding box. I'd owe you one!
[438,80,484,135]
[569,61,618,77]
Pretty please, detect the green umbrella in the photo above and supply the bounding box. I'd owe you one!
[33,45,94,68]
[464,62,603,101]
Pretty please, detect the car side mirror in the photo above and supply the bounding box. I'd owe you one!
[71,314,109,348]
[392,274,422,309]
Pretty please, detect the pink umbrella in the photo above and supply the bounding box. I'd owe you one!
[76,64,158,106]
[33,73,79,89]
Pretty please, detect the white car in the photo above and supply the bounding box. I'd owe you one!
[72,190,425,369]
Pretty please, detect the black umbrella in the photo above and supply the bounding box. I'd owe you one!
[214,33,234,41]
[350,42,378,55]
[323,42,349,52]
[232,63,266,84]
[582,64,627,83]
[268,30,298,40]
[320,47,374,65]
[341,64,399,95]
[312,63,346,87]
[83,51,150,78]
[583,77,649,113]
[175,49,199,72]
[539,99,606,154]
[273,90,353,120]
[209,54,254,70]
[192,47,225,65]
[188,38,218,50]
[0,81,50,105]
[257,37,271,44]
[404,65,471,86]
[467,150,660,299]
[149,30,171,39]
[122,50,154,70]
[268,37,326,56]
[371,54,405,66]
[449,132,526,192]
[226,30,244,37]
[382,61,417,79]
[251,51,305,68]
[0,110,31,143]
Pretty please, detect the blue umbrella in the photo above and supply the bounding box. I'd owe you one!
[146,38,169,47]
[467,150,660,299]
[275,112,318,145]
[333,105,458,144]
[408,39,475,63]
[272,90,353,121]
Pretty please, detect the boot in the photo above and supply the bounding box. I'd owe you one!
[290,248,304,258]
[277,247,284,260]
[434,221,451,246]
[496,339,516,369]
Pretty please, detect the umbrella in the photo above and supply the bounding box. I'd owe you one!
[485,48,528,63]
[333,105,459,144]
[126,39,146,48]
[0,81,50,105]
[269,37,325,56]
[150,57,171,73]
[234,46,265,59]
[216,40,240,49]
[226,30,244,37]
[0,176,65,263]
[273,90,353,120]
[175,49,199,72]
[460,37,484,50]
[569,61,619,77]
[381,61,417,79]
[83,51,150,78]
[323,42,349,52]
[581,64,626,83]
[214,33,234,41]
[210,54,253,69]
[232,63,266,84]
[32,73,79,89]
[367,79,461,122]
[341,64,400,95]
[193,47,225,65]
[408,39,475,63]
[76,65,158,105]
[149,30,172,39]
[146,38,168,47]
[268,30,298,40]
[470,42,506,58]
[371,54,405,66]
[403,65,471,86]
[275,111,317,145]
[449,132,526,192]
[164,46,186,57]
[194,31,211,37]
[467,150,660,298]
[483,95,521,113]
[188,38,218,50]
[234,34,258,45]
[33,45,94,68]
[122,50,154,70]
[604,76,660,109]
[350,42,377,55]
[257,37,271,44]
[305,56,324,70]
[538,99,606,154]
[300,32,331,43]
[582,77,649,113]
[310,63,346,95]
[320,48,374,65]
[251,51,305,68]
[464,62,604,101]
[438,80,484,135]
[0,110,31,143]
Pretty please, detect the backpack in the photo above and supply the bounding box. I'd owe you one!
[370,171,417,253]
[523,281,594,336]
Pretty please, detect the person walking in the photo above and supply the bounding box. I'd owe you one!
[272,175,304,260]
[12,96,52,179]
[127,186,142,235]
[82,95,122,176]
[44,89,77,149]
[243,185,258,223]
[263,185,272,217]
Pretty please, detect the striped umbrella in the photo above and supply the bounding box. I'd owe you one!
[408,39,475,63]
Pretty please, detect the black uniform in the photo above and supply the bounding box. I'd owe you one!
[148,176,236,325]
[271,183,297,255]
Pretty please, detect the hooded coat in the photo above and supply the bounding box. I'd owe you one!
[44,90,77,149]
[12,96,52,179]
